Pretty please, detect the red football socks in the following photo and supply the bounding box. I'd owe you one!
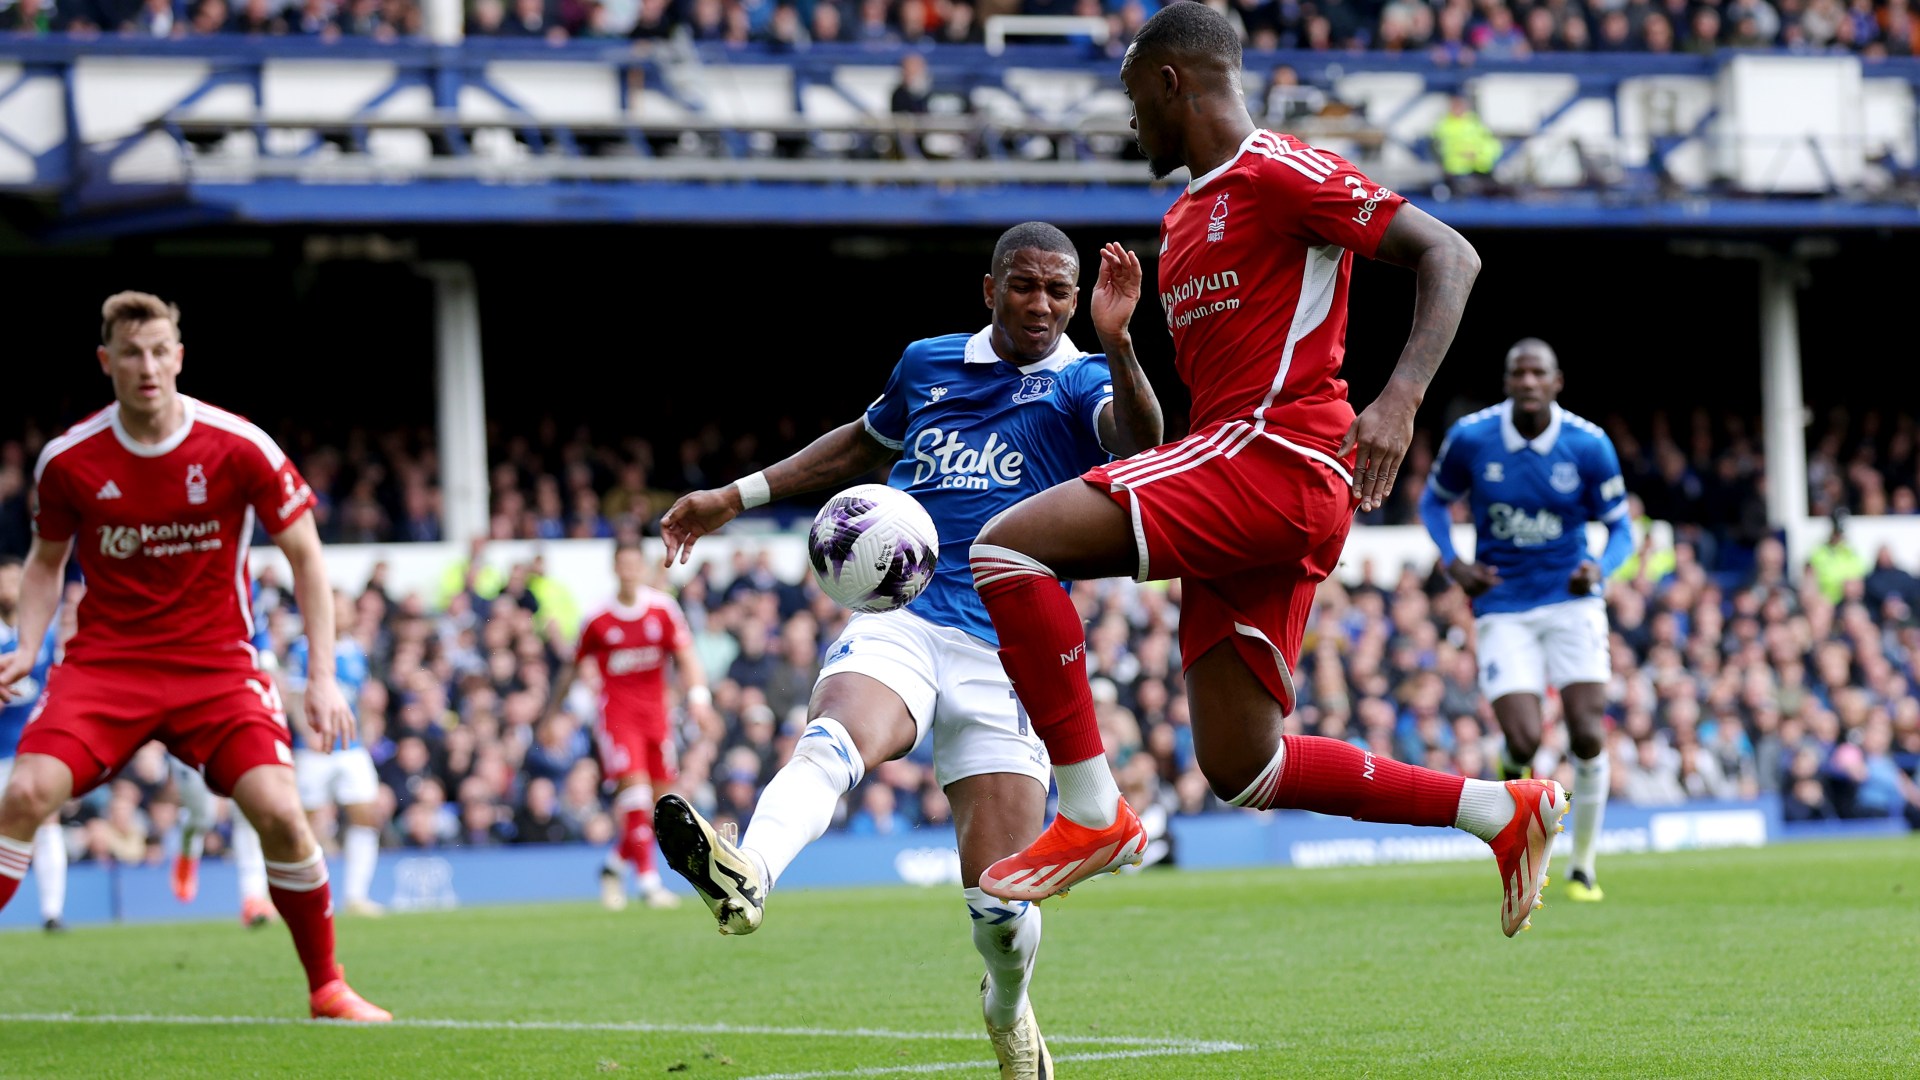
[266,851,340,993]
[0,835,29,912]
[1243,735,1464,826]
[972,547,1105,766]
[621,806,657,875]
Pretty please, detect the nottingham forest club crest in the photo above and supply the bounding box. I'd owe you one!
[1012,375,1054,404]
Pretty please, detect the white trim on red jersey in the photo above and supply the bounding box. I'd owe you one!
[33,408,114,484]
[195,399,289,469]
[235,505,256,638]
[109,397,198,458]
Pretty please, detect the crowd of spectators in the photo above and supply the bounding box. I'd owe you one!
[0,406,1914,560]
[6,398,1920,868]
[19,475,1920,870]
[4,0,1918,62]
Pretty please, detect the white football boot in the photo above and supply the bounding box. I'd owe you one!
[655,794,764,935]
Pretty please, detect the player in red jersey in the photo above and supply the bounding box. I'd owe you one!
[971,2,1568,936]
[546,542,712,911]
[0,292,390,1018]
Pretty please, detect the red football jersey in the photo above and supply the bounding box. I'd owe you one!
[31,397,316,671]
[1157,129,1406,457]
[575,587,691,736]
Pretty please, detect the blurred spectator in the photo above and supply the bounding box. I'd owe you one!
[1431,95,1500,185]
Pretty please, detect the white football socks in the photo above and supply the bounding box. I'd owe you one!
[343,824,379,905]
[232,814,269,902]
[742,716,864,891]
[1571,751,1610,879]
[1052,758,1121,829]
[33,823,65,922]
[966,887,1042,1030]
[1453,778,1517,842]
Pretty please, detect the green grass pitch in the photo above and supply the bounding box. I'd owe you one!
[0,838,1913,1078]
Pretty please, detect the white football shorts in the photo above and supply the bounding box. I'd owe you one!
[818,608,1050,789]
[1475,595,1611,701]
[295,746,381,810]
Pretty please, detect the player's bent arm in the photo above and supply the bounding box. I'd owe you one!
[271,515,347,749]
[1597,514,1635,580]
[756,421,898,504]
[662,421,898,565]
[1096,337,1164,457]
[1370,204,1482,398]
[0,537,69,696]
[1418,486,1460,566]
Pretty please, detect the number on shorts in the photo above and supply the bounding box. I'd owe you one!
[246,677,286,721]
[1009,691,1029,736]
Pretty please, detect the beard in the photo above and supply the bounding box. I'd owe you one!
[1147,151,1184,180]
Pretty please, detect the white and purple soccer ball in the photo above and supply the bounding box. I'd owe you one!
[806,484,940,613]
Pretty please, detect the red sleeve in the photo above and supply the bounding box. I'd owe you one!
[239,435,317,536]
[575,619,601,665]
[664,600,692,652]
[30,458,77,543]
[1254,138,1405,258]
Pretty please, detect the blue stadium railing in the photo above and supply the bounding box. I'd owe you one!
[3,38,1918,233]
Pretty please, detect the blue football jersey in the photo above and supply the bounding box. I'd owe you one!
[1428,401,1628,616]
[0,621,56,759]
[863,327,1115,644]
[285,635,370,750]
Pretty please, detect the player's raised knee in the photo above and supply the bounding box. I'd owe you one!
[1194,750,1264,805]
[969,540,1058,594]
[0,758,69,827]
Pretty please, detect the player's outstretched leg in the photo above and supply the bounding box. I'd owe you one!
[0,755,72,918]
[655,794,766,935]
[232,765,389,1021]
[970,481,1148,902]
[1189,643,1568,937]
[951,773,1052,1080]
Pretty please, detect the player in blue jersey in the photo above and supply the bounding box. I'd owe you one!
[654,223,1162,1079]
[0,556,67,932]
[1420,339,1633,902]
[285,590,383,917]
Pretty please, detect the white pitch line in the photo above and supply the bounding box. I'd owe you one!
[0,1013,1245,1053]
[738,1045,1256,1080]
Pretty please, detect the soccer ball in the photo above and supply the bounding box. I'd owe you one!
[806,484,940,613]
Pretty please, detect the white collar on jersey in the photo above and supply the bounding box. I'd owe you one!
[1499,399,1564,454]
[1187,129,1267,194]
[110,395,198,458]
[963,325,1087,374]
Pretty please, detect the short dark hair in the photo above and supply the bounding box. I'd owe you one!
[0,554,21,571]
[1505,338,1559,372]
[1128,1,1242,73]
[615,540,645,559]
[990,222,1078,278]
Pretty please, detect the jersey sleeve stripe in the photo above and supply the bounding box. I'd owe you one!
[1249,144,1332,183]
[1603,503,1630,522]
[33,411,114,484]
[1294,145,1341,175]
[861,412,904,450]
[1427,476,1462,501]
[195,404,288,468]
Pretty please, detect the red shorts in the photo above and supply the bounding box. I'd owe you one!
[1085,419,1354,714]
[19,659,294,797]
[596,718,676,785]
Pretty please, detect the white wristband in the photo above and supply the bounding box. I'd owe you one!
[734,471,771,510]
[687,686,713,708]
